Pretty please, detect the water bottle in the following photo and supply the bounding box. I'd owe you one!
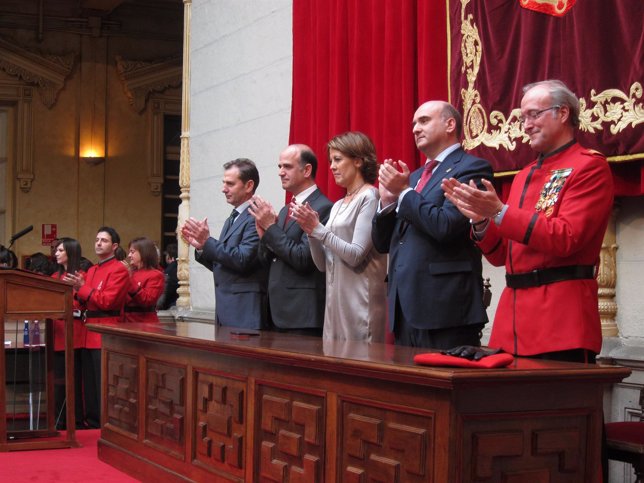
[23,320,29,347]
[32,320,41,347]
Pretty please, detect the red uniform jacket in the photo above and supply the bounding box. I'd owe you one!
[124,268,164,323]
[76,257,129,349]
[51,270,85,351]
[478,143,613,355]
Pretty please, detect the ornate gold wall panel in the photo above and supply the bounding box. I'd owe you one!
[0,37,75,110]
[116,55,182,114]
[457,0,644,162]
[0,36,69,193]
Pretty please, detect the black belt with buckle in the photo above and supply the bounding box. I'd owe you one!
[84,310,121,320]
[124,306,156,313]
[505,265,595,289]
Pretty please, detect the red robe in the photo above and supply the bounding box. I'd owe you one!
[124,268,164,323]
[51,270,85,351]
[478,143,613,356]
[76,257,129,349]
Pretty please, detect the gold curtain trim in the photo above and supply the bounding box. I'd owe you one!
[446,0,453,104]
[458,0,644,158]
[608,153,644,162]
[493,153,644,178]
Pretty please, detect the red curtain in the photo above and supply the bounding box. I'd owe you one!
[448,0,644,196]
[291,0,448,201]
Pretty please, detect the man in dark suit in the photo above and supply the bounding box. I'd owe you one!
[372,101,493,349]
[181,158,268,329]
[157,243,178,310]
[249,144,332,336]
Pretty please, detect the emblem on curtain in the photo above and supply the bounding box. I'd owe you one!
[535,168,573,217]
[519,0,576,17]
[458,0,644,159]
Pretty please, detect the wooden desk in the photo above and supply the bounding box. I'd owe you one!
[0,269,78,451]
[90,322,630,482]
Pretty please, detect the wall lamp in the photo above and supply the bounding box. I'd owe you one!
[81,149,105,165]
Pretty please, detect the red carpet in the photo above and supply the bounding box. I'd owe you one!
[0,430,139,482]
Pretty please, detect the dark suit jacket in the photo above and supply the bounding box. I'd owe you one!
[258,188,333,329]
[196,207,268,329]
[372,147,493,331]
[157,260,178,310]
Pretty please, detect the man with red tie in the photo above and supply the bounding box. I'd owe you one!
[249,144,333,336]
[372,101,493,349]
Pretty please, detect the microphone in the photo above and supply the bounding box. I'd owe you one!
[9,225,34,246]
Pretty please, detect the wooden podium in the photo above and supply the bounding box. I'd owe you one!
[0,269,78,451]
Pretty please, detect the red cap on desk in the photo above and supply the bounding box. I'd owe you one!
[413,352,514,368]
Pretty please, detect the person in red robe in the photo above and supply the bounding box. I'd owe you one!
[67,226,129,428]
[124,237,164,323]
[51,237,85,429]
[442,79,613,364]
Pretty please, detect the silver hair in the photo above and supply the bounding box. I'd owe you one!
[523,79,580,127]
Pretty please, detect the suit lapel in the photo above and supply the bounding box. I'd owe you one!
[277,204,296,232]
[222,208,247,242]
[284,218,297,233]
[306,189,322,205]
[277,204,288,226]
[219,217,232,239]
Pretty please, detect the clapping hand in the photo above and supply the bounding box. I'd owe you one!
[62,271,85,290]
[248,195,278,238]
[441,177,503,223]
[290,201,319,235]
[378,159,411,199]
[181,217,210,250]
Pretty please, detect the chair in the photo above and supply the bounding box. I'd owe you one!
[606,387,644,482]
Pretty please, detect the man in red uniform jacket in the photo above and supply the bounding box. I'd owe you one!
[67,226,129,428]
[442,79,613,363]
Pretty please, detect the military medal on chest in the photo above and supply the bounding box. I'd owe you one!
[535,168,573,217]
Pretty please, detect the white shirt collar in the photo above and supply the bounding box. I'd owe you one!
[429,143,461,164]
[234,200,251,217]
[292,184,318,203]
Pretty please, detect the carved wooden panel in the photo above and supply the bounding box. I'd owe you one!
[463,413,589,482]
[194,371,246,478]
[145,360,186,458]
[105,351,138,436]
[339,399,434,483]
[256,384,325,483]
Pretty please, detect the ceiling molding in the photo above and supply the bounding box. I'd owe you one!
[0,37,75,109]
[115,54,182,113]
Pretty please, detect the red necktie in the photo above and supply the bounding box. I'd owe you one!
[415,159,439,192]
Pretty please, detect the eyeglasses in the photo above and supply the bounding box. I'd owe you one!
[519,105,561,124]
